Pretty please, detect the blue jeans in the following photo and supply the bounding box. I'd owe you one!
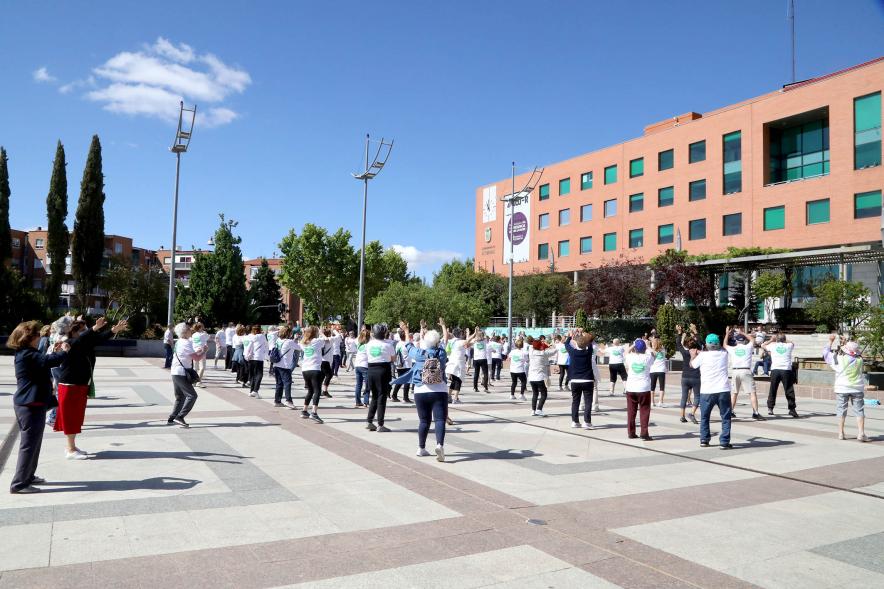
[354,366,368,405]
[414,391,448,448]
[274,367,293,403]
[699,392,732,445]
[164,344,173,369]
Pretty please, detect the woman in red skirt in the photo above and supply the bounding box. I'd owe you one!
[55,316,127,459]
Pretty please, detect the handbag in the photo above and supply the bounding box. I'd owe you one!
[175,349,201,384]
[87,360,96,399]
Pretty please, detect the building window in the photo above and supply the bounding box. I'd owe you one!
[558,208,570,226]
[558,240,570,257]
[580,203,593,222]
[769,117,830,183]
[854,190,882,219]
[658,149,674,171]
[722,213,742,236]
[629,157,644,178]
[539,184,550,201]
[579,236,592,254]
[604,165,617,185]
[688,218,706,240]
[559,177,571,196]
[806,199,830,225]
[855,92,881,169]
[114,242,123,254]
[580,171,593,190]
[629,193,644,213]
[538,243,549,260]
[604,199,617,217]
[603,232,617,252]
[34,258,43,269]
[657,224,674,245]
[689,140,706,163]
[628,228,644,248]
[538,213,549,229]
[250,267,259,279]
[723,131,742,193]
[688,179,706,201]
[763,205,785,231]
[658,186,674,207]
[164,257,172,264]
[11,237,20,248]
[35,238,44,249]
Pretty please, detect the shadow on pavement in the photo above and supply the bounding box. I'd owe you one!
[446,449,541,463]
[91,449,249,463]
[84,421,279,431]
[35,476,201,493]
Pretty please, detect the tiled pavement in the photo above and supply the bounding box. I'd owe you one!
[0,357,882,588]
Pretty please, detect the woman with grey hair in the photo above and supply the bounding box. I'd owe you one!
[169,322,199,428]
[823,335,868,442]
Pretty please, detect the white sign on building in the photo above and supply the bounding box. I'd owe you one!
[502,190,531,264]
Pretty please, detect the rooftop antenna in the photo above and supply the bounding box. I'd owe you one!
[788,0,797,83]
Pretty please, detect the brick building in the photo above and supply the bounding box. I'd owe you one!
[243,257,303,324]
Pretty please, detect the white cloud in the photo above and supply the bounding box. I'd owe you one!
[63,37,250,127]
[33,67,56,83]
[391,244,463,273]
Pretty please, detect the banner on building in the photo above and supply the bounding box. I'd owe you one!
[502,190,531,264]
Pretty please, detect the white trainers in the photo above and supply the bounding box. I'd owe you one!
[582,422,594,430]
[66,449,88,460]
[510,395,516,400]
[435,444,445,462]
[571,421,580,428]
[520,395,527,401]
[416,448,431,457]
[592,405,600,413]
[858,434,870,442]
[535,410,545,417]
[659,402,668,408]
[838,432,846,440]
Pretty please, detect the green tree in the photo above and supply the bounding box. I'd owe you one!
[513,273,572,323]
[71,135,106,309]
[0,147,11,264]
[360,241,414,309]
[648,249,711,309]
[433,259,506,316]
[366,281,490,328]
[45,140,69,308]
[101,255,168,335]
[859,306,884,361]
[655,303,679,358]
[249,258,282,324]
[278,223,358,323]
[805,278,871,336]
[0,268,48,332]
[176,215,248,325]
[754,271,786,320]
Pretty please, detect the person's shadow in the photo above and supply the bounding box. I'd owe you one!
[446,449,540,464]
[91,450,248,464]
[36,477,200,493]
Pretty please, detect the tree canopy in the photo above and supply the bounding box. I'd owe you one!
[805,278,871,336]
[574,254,650,318]
[71,135,106,309]
[0,147,11,264]
[512,273,573,322]
[433,259,506,316]
[249,258,282,324]
[365,281,490,328]
[101,255,168,336]
[45,140,69,307]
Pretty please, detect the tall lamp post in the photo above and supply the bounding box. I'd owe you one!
[166,101,197,327]
[500,165,544,343]
[352,134,394,331]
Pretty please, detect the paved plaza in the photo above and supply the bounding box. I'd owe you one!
[1,356,883,588]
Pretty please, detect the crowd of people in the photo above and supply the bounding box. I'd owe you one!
[7,312,873,494]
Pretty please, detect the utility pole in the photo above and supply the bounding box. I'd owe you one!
[166,101,197,327]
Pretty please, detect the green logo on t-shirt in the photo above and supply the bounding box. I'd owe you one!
[475,342,485,350]
[511,352,521,362]
[369,345,382,358]
[776,345,787,354]
[655,352,664,360]
[304,347,315,357]
[358,344,366,352]
[735,348,747,357]
[631,362,646,374]
[612,349,622,356]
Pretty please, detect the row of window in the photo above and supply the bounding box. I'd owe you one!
[534,190,882,259]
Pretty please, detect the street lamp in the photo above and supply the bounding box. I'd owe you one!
[352,134,394,331]
[500,164,544,343]
[166,101,197,328]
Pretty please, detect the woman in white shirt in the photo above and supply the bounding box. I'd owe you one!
[508,338,528,401]
[232,325,248,386]
[169,323,199,428]
[624,339,655,440]
[823,336,868,442]
[489,336,503,381]
[345,332,358,373]
[649,338,667,407]
[245,325,269,397]
[295,326,327,423]
[191,323,209,387]
[365,323,396,432]
[554,335,570,391]
[472,332,490,393]
[352,328,370,407]
[527,337,557,416]
[442,322,474,405]
[392,331,414,403]
[272,325,297,408]
[213,327,226,369]
[604,339,627,395]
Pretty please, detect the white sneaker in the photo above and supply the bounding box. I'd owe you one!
[536,410,545,417]
[416,448,431,457]
[582,422,594,430]
[592,405,600,413]
[435,444,445,462]
[66,450,88,460]
[858,434,870,442]
[510,395,516,400]
[659,402,668,408]
[571,421,580,428]
[838,432,846,440]
[248,391,256,397]
[520,395,527,401]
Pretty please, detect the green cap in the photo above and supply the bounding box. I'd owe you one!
[705,334,720,345]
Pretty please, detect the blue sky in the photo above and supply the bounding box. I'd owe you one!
[2,0,883,278]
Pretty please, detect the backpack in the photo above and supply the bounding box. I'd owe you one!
[269,345,282,363]
[421,350,444,385]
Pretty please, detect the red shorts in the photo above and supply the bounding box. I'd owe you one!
[55,383,89,435]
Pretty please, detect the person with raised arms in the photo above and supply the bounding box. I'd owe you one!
[526,336,557,417]
[604,338,627,396]
[365,323,396,432]
[624,338,654,441]
[675,324,701,424]
[823,335,868,442]
[762,333,799,418]
[472,330,490,393]
[690,333,734,449]
[271,325,297,408]
[508,337,528,401]
[565,329,597,430]
[441,320,474,405]
[724,326,764,420]
[352,328,371,408]
[294,326,326,423]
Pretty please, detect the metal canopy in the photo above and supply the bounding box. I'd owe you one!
[693,244,884,273]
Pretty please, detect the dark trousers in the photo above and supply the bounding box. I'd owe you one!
[249,360,264,392]
[332,354,342,377]
[170,375,199,419]
[767,369,797,411]
[302,370,323,408]
[491,358,503,380]
[681,377,700,409]
[321,361,333,389]
[530,380,547,411]
[10,404,47,492]
[510,372,527,396]
[415,391,448,448]
[626,391,651,437]
[164,344,173,369]
[473,359,489,391]
[754,357,771,376]
[571,381,594,424]
[392,367,411,401]
[274,367,293,403]
[367,364,392,426]
[354,366,368,405]
[237,360,249,384]
[700,392,732,445]
[558,365,570,388]
[225,345,233,370]
[650,372,666,392]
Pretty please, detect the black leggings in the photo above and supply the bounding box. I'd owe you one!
[321,361,333,389]
[530,380,547,411]
[609,364,627,383]
[558,365,570,388]
[510,372,527,396]
[392,367,411,400]
[473,359,489,390]
[367,363,392,426]
[571,381,594,423]
[302,370,323,408]
[650,372,665,392]
[491,358,503,380]
[681,377,700,409]
[248,360,264,392]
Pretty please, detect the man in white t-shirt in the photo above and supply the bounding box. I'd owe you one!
[605,339,627,395]
[690,334,733,449]
[762,334,799,417]
[224,323,236,371]
[724,326,764,421]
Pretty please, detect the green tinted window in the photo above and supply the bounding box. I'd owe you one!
[769,119,830,182]
[539,184,549,200]
[722,213,742,236]
[657,224,674,244]
[580,171,593,190]
[558,240,570,257]
[723,131,742,193]
[628,228,644,248]
[854,190,882,219]
[580,236,592,254]
[658,186,674,207]
[604,165,617,185]
[658,149,674,171]
[689,179,706,201]
[559,177,571,196]
[855,92,882,169]
[763,205,785,230]
[689,218,706,240]
[603,232,617,252]
[629,193,644,213]
[629,158,644,178]
[806,199,830,225]
[537,243,549,260]
[689,140,706,163]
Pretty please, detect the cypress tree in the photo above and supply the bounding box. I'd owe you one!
[0,147,11,264]
[46,141,69,307]
[71,135,106,310]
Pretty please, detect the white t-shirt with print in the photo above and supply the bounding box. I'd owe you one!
[650,348,667,373]
[691,350,732,394]
[473,339,488,363]
[366,338,395,365]
[728,342,754,370]
[555,343,569,365]
[607,345,625,365]
[508,346,528,374]
[297,338,326,372]
[445,338,466,379]
[624,352,654,392]
[769,342,795,371]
